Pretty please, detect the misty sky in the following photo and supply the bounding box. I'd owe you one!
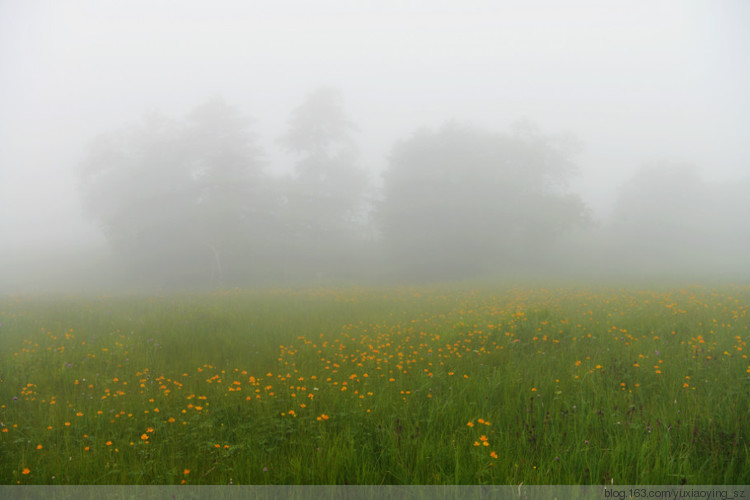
[1,0,749,254]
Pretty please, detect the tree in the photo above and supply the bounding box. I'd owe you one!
[608,162,750,275]
[182,97,278,284]
[278,87,371,279]
[279,87,357,157]
[78,98,269,287]
[378,121,589,280]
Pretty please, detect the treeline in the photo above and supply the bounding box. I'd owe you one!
[76,88,749,288]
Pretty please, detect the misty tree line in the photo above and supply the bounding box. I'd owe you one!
[78,88,750,287]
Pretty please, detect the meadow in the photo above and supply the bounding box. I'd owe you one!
[1,284,748,485]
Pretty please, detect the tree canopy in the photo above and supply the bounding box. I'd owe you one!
[78,91,374,287]
[78,98,267,287]
[278,87,371,279]
[608,162,750,274]
[378,121,590,279]
[79,103,596,286]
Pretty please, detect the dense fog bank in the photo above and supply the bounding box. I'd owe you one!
[2,2,748,292]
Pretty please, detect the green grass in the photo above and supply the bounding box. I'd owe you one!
[1,284,748,484]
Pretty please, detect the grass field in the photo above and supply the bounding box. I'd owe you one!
[1,284,748,485]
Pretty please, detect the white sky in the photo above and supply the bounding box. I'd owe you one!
[1,0,749,252]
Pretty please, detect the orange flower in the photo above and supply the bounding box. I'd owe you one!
[140,434,149,440]
[22,468,30,475]
[183,469,190,475]
[490,451,498,459]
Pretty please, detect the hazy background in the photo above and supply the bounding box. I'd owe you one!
[1,0,749,291]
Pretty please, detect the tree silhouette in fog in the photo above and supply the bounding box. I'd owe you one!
[609,162,750,274]
[378,121,589,279]
[278,87,370,279]
[78,97,268,287]
[77,92,603,287]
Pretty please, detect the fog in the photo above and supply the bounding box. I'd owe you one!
[1,0,749,291]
